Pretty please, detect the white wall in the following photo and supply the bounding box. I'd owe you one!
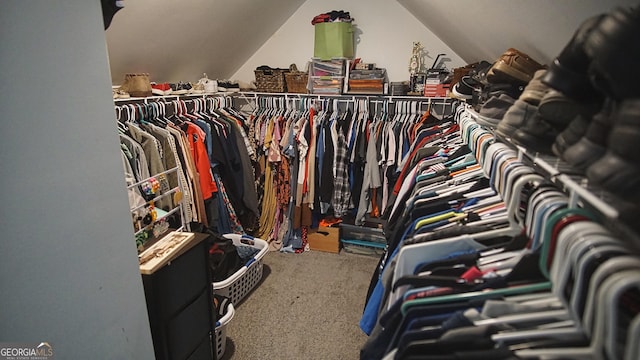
[399,0,639,65]
[231,0,466,84]
[0,1,154,358]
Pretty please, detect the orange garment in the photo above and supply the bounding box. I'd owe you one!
[370,187,380,218]
[185,123,217,199]
[319,216,342,227]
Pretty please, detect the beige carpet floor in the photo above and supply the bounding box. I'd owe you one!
[220,249,380,360]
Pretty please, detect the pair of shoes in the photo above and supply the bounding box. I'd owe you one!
[170,82,192,95]
[487,48,545,85]
[543,6,640,101]
[198,73,218,94]
[518,69,551,106]
[473,93,516,129]
[468,60,493,85]
[584,6,640,100]
[494,69,552,143]
[503,71,579,154]
[191,82,205,94]
[151,83,172,96]
[218,80,240,92]
[586,99,640,200]
[453,61,503,101]
[113,87,130,99]
[559,99,614,170]
[541,14,606,101]
[451,76,480,100]
[495,99,538,142]
[508,90,599,156]
[472,82,523,112]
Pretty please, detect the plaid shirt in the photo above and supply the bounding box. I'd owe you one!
[332,129,352,217]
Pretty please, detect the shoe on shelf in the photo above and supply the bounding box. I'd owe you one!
[191,82,205,94]
[226,80,240,92]
[472,82,523,112]
[537,90,601,131]
[218,80,240,93]
[584,6,640,100]
[542,14,606,101]
[473,93,516,129]
[487,48,545,85]
[198,73,218,94]
[586,98,640,199]
[552,114,591,158]
[170,82,192,95]
[451,76,482,100]
[563,99,615,171]
[468,60,493,85]
[217,81,228,92]
[112,87,130,99]
[510,103,561,155]
[518,69,551,106]
[495,99,539,141]
[151,82,172,96]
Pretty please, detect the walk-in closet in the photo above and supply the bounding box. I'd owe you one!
[2,1,640,359]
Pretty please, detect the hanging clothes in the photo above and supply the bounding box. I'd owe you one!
[116,96,257,236]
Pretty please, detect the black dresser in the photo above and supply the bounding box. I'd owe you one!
[141,233,216,360]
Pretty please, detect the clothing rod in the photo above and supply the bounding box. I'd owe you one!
[557,174,619,219]
[114,93,229,104]
[234,91,451,103]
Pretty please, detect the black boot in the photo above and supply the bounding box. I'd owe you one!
[552,114,590,158]
[510,113,559,155]
[587,99,640,199]
[562,99,615,171]
[584,6,640,100]
[542,14,606,101]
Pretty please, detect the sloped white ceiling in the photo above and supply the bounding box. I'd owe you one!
[398,0,639,65]
[105,0,305,85]
[105,0,638,86]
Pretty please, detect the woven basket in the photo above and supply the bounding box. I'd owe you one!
[254,66,288,93]
[119,73,152,97]
[284,64,309,94]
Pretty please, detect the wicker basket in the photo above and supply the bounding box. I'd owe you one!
[254,66,288,93]
[285,64,309,94]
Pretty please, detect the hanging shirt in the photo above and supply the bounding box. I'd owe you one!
[185,122,217,200]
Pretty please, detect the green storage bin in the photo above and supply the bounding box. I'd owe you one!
[314,22,354,60]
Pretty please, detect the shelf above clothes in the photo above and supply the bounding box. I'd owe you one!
[113,92,233,105]
[233,91,450,102]
[232,92,457,120]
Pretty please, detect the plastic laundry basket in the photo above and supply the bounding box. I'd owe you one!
[212,234,268,305]
[214,302,235,359]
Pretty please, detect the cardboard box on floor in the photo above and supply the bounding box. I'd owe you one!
[308,226,340,253]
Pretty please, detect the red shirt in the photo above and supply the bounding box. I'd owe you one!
[185,123,217,199]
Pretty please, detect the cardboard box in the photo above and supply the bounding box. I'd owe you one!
[314,22,354,60]
[308,226,340,253]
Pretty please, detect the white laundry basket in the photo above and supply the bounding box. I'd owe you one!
[214,302,235,359]
[212,234,268,305]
